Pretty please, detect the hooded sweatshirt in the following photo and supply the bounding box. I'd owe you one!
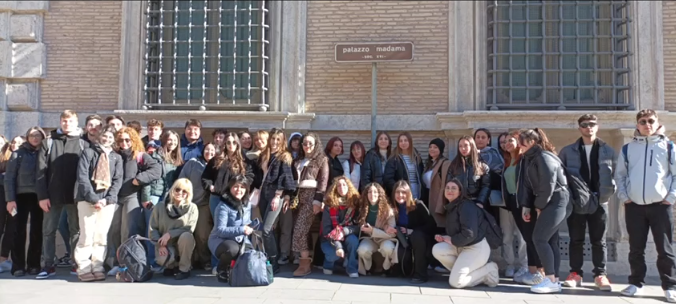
[36,129,90,205]
[181,134,204,162]
[615,125,676,205]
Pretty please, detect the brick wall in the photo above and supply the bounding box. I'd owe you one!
[664,1,676,111]
[41,1,122,112]
[305,1,449,115]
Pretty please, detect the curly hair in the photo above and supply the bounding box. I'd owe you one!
[324,176,360,209]
[115,127,145,158]
[357,183,392,226]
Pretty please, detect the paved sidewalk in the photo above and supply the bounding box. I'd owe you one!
[0,266,668,304]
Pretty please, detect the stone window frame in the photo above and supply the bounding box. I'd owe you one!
[118,1,307,113]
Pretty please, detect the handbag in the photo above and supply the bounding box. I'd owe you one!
[229,233,274,287]
[395,227,409,249]
[488,189,505,207]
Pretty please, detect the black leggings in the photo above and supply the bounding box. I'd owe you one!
[532,191,571,277]
[11,193,42,272]
[0,186,15,259]
[215,240,252,272]
[507,194,542,268]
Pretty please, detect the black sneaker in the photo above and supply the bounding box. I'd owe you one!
[13,270,25,277]
[175,271,190,280]
[27,267,40,275]
[217,270,230,283]
[55,256,71,268]
[411,277,428,284]
[163,268,175,277]
[36,267,56,279]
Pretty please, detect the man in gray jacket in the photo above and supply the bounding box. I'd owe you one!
[559,114,616,291]
[615,109,676,301]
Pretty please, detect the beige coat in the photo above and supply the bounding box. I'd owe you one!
[429,157,451,227]
[357,208,399,275]
[149,200,199,244]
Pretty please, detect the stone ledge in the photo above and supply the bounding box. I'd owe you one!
[12,42,45,78]
[14,1,48,13]
[6,82,38,111]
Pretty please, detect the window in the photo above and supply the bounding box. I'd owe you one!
[486,1,632,110]
[144,0,269,110]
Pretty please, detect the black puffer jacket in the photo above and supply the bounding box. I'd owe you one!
[76,145,124,205]
[327,154,344,186]
[360,148,387,192]
[444,199,486,247]
[383,154,424,196]
[37,129,90,205]
[201,157,254,200]
[516,146,568,210]
[4,143,40,201]
[445,160,491,207]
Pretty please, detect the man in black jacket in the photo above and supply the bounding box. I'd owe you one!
[35,110,90,279]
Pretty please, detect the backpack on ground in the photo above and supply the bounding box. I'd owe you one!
[479,207,503,250]
[229,233,274,287]
[115,235,156,283]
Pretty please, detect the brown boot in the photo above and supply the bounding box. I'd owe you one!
[293,258,312,277]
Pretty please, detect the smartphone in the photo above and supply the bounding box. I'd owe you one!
[10,207,17,217]
[250,218,261,230]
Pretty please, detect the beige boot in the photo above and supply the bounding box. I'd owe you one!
[293,258,312,277]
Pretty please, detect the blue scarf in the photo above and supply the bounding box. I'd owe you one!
[397,203,409,227]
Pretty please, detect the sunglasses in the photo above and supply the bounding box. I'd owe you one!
[117,138,131,143]
[174,188,189,195]
[639,119,656,126]
[579,122,597,128]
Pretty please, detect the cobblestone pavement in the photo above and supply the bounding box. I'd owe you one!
[0,266,668,304]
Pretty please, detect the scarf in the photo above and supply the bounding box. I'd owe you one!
[92,146,111,191]
[578,138,600,193]
[397,203,409,227]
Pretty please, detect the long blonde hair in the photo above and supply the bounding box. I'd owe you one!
[168,178,193,205]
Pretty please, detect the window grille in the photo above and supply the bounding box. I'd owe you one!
[486,1,632,110]
[144,0,270,111]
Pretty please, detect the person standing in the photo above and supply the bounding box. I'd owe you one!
[36,110,90,279]
[361,131,392,192]
[4,127,46,276]
[615,109,676,301]
[559,114,616,291]
[181,119,204,162]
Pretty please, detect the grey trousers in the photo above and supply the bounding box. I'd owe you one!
[106,194,144,267]
[42,204,79,268]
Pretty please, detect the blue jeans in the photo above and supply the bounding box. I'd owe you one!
[321,234,359,274]
[58,209,71,255]
[209,194,220,268]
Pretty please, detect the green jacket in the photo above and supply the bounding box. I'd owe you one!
[141,150,179,203]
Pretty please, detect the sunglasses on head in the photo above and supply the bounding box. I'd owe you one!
[174,188,189,195]
[639,119,656,126]
[579,121,597,128]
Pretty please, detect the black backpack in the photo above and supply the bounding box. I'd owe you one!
[479,207,503,250]
[544,151,598,215]
[116,235,155,282]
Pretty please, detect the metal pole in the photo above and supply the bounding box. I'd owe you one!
[371,62,377,146]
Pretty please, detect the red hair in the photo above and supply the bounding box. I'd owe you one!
[324,136,344,156]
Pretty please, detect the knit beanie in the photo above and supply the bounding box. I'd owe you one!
[429,138,446,155]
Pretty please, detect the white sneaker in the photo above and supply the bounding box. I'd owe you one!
[620,284,644,297]
[348,272,359,278]
[212,267,218,275]
[504,265,515,278]
[293,256,300,265]
[0,260,12,272]
[434,266,450,274]
[483,262,500,287]
[107,266,120,277]
[531,277,562,294]
[513,267,529,283]
[522,272,545,285]
[278,256,289,265]
[665,290,676,303]
[323,269,333,275]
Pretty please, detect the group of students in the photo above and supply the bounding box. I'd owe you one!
[0,109,674,301]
